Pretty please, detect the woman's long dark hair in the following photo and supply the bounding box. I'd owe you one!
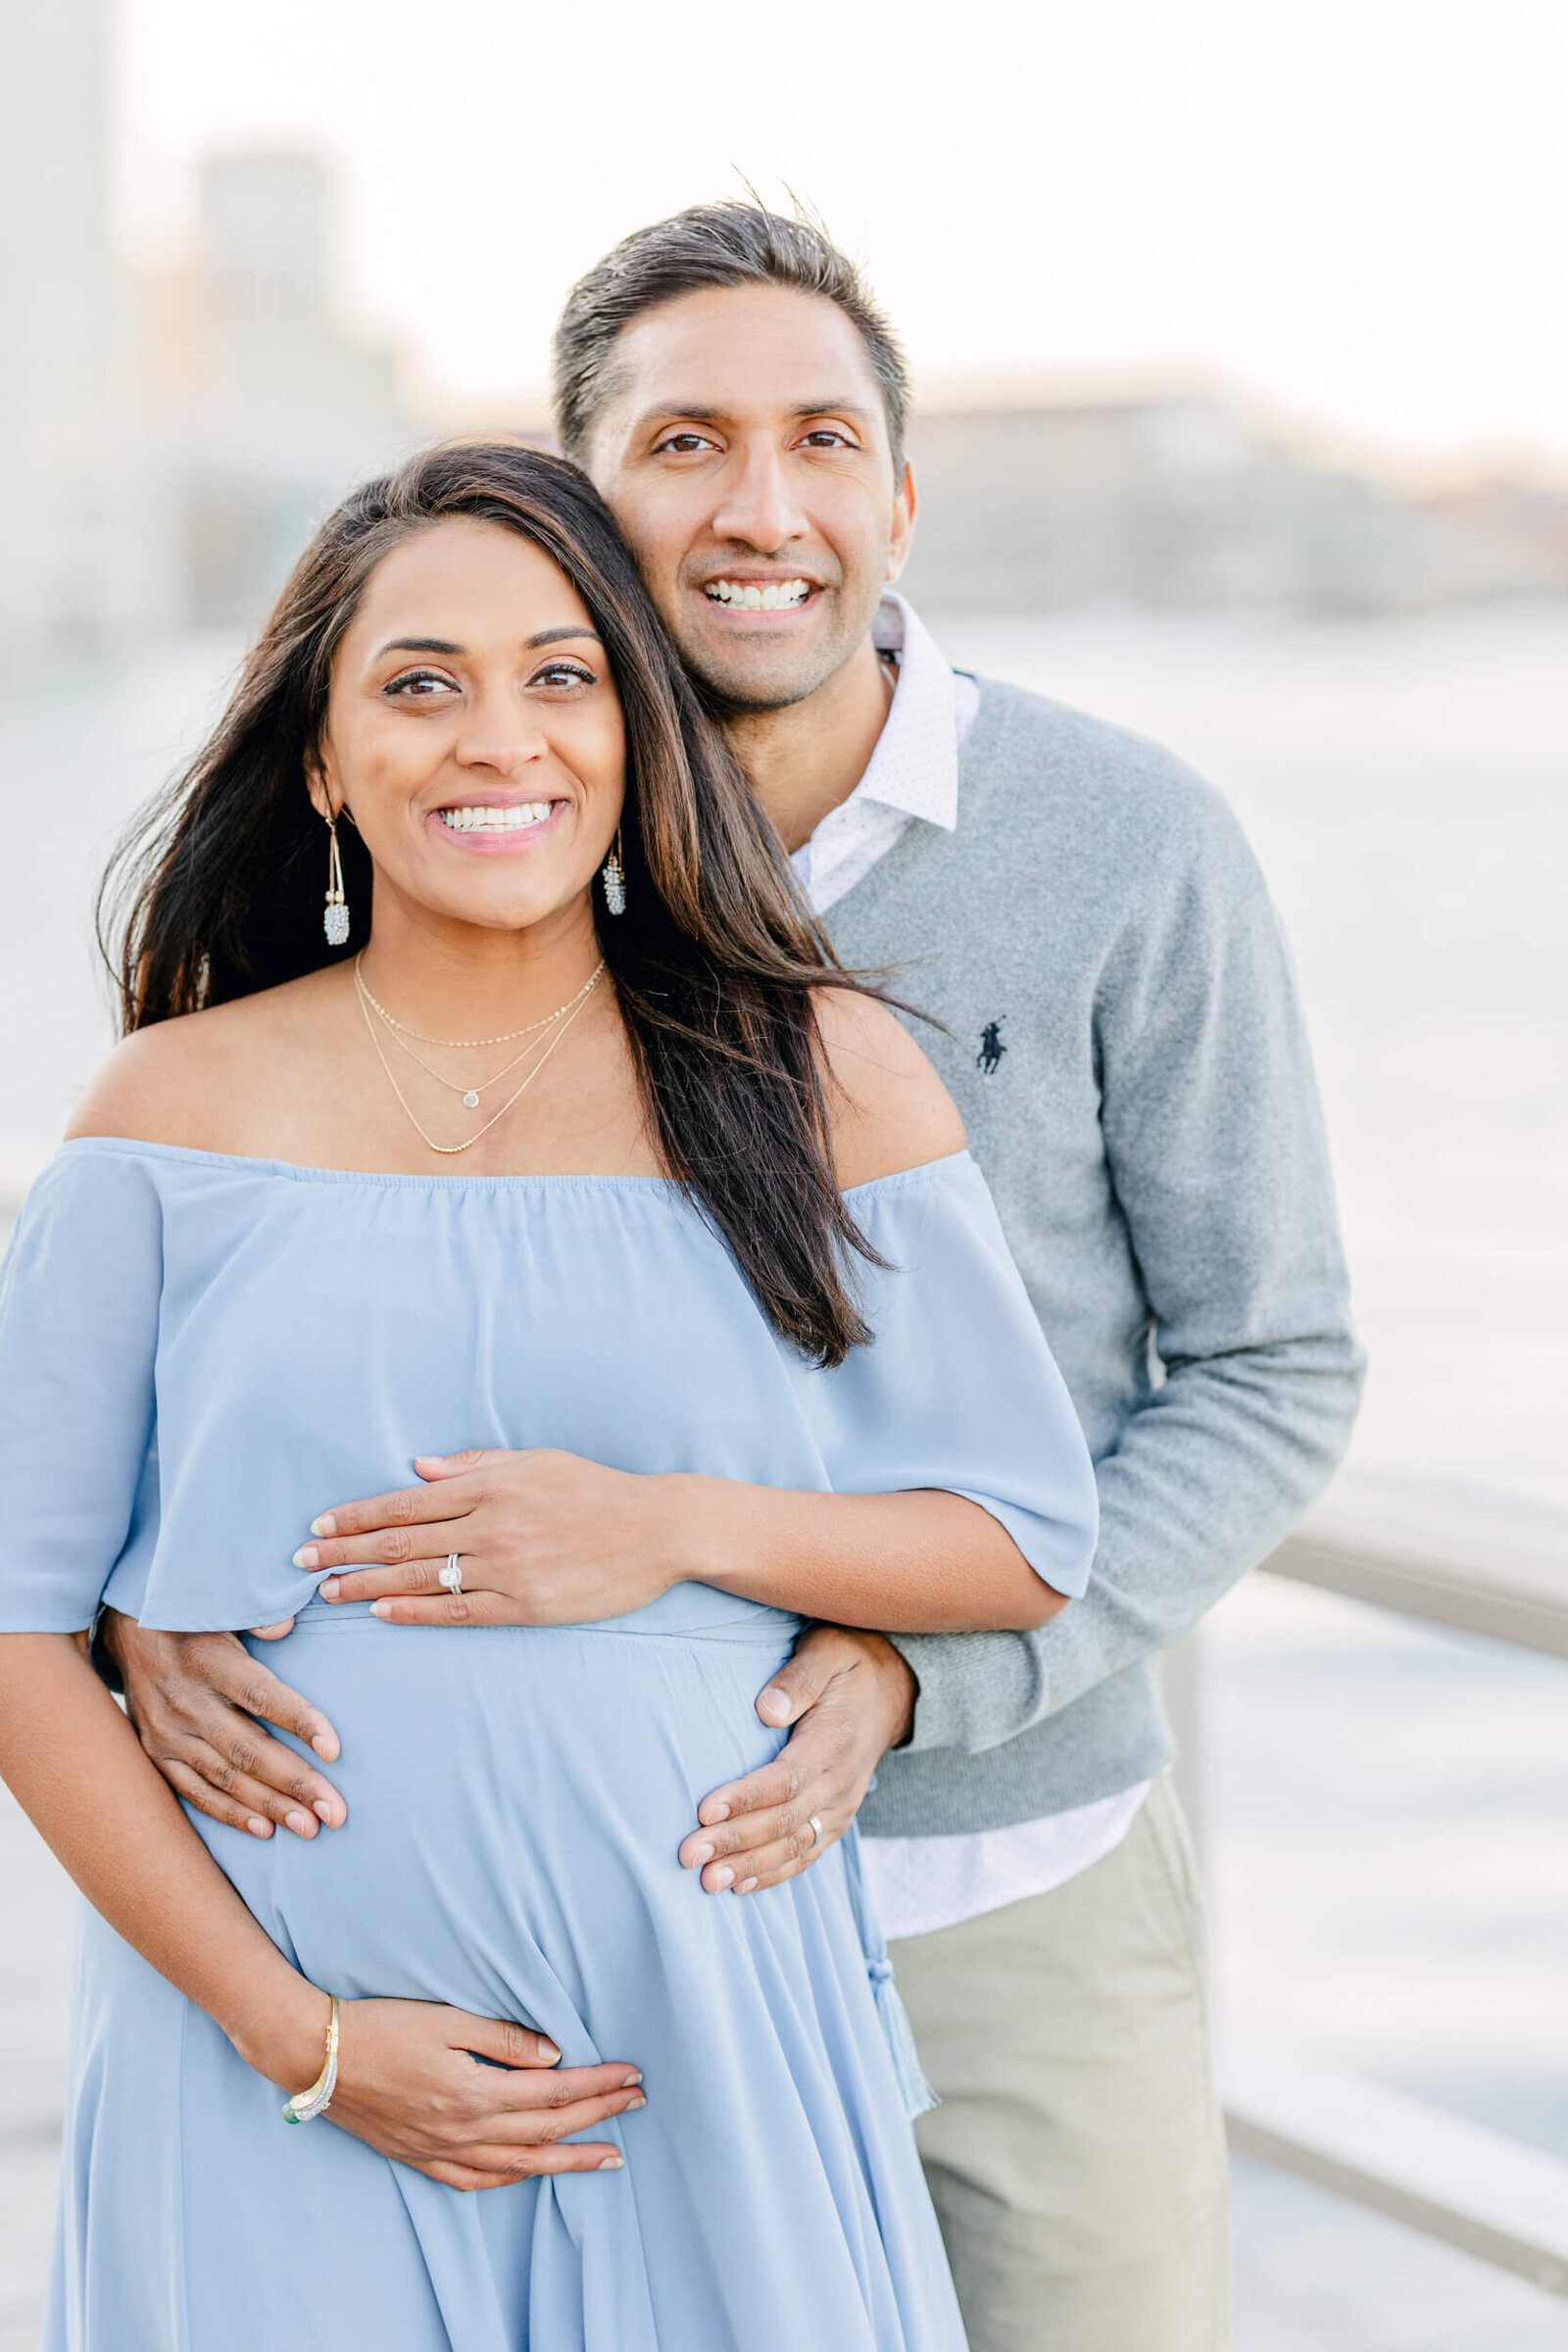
[101,440,884,1364]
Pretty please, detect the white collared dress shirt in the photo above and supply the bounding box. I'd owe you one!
[799,594,1150,1941]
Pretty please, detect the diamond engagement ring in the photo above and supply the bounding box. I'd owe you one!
[807,1815,824,1850]
[439,1554,464,1593]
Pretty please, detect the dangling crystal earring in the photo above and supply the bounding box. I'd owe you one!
[323,810,351,947]
[601,829,627,917]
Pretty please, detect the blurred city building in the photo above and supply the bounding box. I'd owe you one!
[133,151,416,624]
[0,0,416,649]
[0,0,141,644]
[899,391,1568,615]
[2,0,1565,649]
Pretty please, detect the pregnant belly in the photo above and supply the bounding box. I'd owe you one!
[191,1604,798,2060]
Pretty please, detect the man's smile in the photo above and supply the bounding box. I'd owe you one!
[692,571,828,629]
[702,576,813,612]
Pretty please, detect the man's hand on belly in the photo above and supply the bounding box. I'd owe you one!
[98,1610,348,1841]
[679,1628,916,1895]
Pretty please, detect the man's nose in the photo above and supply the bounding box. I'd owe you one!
[709,445,808,555]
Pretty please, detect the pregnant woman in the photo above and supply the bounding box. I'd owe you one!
[0,443,1097,2351]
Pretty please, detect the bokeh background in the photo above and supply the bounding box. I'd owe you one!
[2,3,1565,2345]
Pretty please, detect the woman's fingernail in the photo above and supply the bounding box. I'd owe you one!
[598,2155,624,2171]
[319,1578,341,1600]
[285,1809,313,1836]
[537,2037,561,2063]
[369,1601,391,1619]
[709,1865,734,1891]
[311,1515,336,1538]
[246,1816,270,1838]
[687,1841,713,1867]
[626,2093,646,2110]
[621,2071,642,2087]
[292,1546,318,1571]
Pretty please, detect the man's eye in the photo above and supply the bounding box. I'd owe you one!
[801,429,853,449]
[654,432,717,456]
[386,669,456,699]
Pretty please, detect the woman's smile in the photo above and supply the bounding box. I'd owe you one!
[425,795,571,855]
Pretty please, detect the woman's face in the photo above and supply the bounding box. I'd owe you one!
[315,517,626,937]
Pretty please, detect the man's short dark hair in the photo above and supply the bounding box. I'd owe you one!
[552,202,908,473]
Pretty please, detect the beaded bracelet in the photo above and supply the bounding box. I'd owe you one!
[281,1995,340,2125]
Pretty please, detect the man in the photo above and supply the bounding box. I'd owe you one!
[104,206,1362,2349]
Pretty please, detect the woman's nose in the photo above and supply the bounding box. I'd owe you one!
[454,710,551,776]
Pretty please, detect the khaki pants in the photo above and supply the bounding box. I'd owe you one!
[889,1775,1230,2352]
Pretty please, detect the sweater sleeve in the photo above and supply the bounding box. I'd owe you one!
[0,1147,163,1633]
[888,777,1365,1755]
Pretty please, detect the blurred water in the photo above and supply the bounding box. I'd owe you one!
[934,602,1568,1517]
[1,606,1565,2348]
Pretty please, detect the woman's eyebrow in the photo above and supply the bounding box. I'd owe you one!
[372,627,602,659]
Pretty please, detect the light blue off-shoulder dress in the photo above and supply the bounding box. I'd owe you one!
[0,1139,1097,2352]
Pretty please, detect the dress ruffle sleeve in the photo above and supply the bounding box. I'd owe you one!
[0,1146,163,1632]
[797,1152,1099,1599]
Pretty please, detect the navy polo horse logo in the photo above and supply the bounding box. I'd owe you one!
[977,1019,1006,1076]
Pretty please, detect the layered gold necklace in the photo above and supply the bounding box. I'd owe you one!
[353,956,606,1156]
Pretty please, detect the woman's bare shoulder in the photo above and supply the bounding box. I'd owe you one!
[812,986,964,1191]
[64,973,334,1151]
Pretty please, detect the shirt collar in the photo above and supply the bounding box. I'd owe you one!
[853,592,959,832]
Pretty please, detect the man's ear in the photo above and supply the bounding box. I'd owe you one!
[885,462,917,583]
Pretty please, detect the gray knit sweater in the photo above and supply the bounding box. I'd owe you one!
[832,677,1364,1839]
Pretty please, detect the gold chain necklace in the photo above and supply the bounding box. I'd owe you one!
[354,956,604,1049]
[359,982,597,1108]
[355,964,604,1155]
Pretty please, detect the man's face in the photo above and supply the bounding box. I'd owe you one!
[584,284,914,713]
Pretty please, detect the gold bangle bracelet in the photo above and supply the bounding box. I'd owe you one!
[281,1994,340,2126]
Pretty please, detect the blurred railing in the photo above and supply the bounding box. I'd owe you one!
[1169,1474,1568,2297]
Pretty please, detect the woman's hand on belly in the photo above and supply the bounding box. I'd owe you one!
[298,1449,684,1627]
[266,1997,645,2188]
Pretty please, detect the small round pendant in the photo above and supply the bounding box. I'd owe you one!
[463,1090,480,1109]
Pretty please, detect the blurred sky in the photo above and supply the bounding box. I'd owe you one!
[115,0,1568,472]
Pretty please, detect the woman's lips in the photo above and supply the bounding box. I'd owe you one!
[424,800,569,855]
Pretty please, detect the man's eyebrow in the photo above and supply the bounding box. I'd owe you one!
[787,400,876,424]
[631,405,724,431]
[630,400,877,432]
